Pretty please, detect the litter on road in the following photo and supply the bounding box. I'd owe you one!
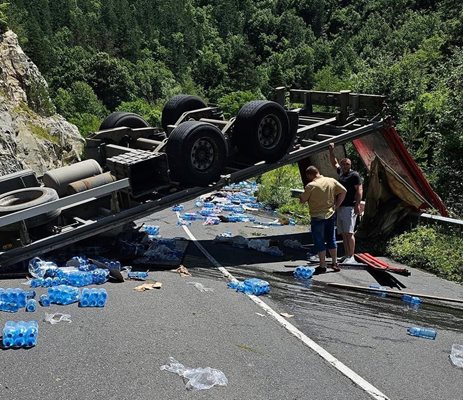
[160,357,228,391]
[44,312,72,324]
[134,282,162,291]
[187,282,214,293]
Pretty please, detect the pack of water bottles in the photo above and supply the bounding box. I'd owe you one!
[28,257,59,278]
[293,266,315,280]
[2,321,38,348]
[143,225,160,236]
[48,285,80,305]
[227,278,270,296]
[79,288,108,308]
[0,288,36,312]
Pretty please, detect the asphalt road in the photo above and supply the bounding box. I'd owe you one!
[1,199,462,400]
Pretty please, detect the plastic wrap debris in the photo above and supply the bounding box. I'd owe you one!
[28,257,59,278]
[450,344,463,368]
[203,217,221,225]
[143,243,182,262]
[283,239,302,249]
[174,265,192,277]
[160,357,228,391]
[187,282,214,292]
[44,313,72,324]
[134,282,162,291]
[248,239,284,256]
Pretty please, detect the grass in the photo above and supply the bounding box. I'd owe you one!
[255,164,311,225]
[28,123,59,144]
[386,225,463,283]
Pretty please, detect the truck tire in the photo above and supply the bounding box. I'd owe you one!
[233,100,290,162]
[0,187,61,231]
[166,121,227,186]
[161,95,207,133]
[99,112,150,130]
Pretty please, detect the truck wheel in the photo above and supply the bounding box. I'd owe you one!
[166,121,227,186]
[99,112,149,130]
[0,187,61,231]
[233,100,290,162]
[161,95,207,133]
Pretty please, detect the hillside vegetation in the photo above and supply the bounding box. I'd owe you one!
[1,0,462,214]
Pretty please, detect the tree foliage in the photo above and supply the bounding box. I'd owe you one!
[2,0,463,212]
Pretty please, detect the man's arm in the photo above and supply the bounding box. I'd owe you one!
[335,190,346,210]
[334,181,347,210]
[299,185,311,204]
[354,184,363,214]
[328,143,340,170]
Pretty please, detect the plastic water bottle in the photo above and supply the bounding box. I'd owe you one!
[25,299,37,312]
[402,294,422,304]
[369,284,388,298]
[171,204,184,212]
[294,266,315,280]
[144,225,160,236]
[407,327,437,340]
[92,268,110,284]
[0,300,20,312]
[2,321,38,348]
[243,278,270,295]
[48,285,80,305]
[39,294,51,307]
[127,271,149,280]
[79,288,107,308]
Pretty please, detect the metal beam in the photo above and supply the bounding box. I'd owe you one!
[0,179,130,228]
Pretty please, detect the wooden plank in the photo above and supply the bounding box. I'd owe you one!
[327,282,463,304]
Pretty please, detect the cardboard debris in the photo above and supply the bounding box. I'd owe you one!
[134,282,162,291]
[175,265,192,277]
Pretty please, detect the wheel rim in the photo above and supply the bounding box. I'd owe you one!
[257,114,282,150]
[190,137,215,171]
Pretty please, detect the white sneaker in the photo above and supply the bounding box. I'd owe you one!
[342,256,357,264]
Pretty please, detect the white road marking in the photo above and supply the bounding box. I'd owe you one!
[178,214,390,400]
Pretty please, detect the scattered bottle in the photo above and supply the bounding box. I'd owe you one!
[39,294,51,307]
[127,271,149,280]
[369,284,388,298]
[242,278,270,296]
[91,268,110,284]
[171,204,184,212]
[79,288,108,308]
[48,285,80,305]
[401,294,422,304]
[143,225,160,236]
[407,327,437,340]
[2,321,38,348]
[28,257,58,278]
[294,266,315,280]
[25,299,37,312]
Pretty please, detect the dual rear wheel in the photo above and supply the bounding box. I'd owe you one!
[98,97,292,186]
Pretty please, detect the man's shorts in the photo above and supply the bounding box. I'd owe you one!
[337,206,357,234]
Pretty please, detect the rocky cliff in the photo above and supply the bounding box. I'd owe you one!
[0,30,84,177]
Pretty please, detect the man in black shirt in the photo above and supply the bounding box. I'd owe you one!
[328,143,363,263]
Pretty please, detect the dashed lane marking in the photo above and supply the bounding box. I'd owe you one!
[178,213,390,400]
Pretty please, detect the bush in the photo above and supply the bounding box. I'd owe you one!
[256,164,311,224]
[386,225,463,283]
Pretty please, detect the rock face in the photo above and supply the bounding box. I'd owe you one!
[0,30,84,177]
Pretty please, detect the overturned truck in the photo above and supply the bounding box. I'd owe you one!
[0,88,441,269]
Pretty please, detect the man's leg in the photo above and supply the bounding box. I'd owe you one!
[341,233,350,257]
[345,232,355,257]
[325,215,339,270]
[311,218,327,270]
